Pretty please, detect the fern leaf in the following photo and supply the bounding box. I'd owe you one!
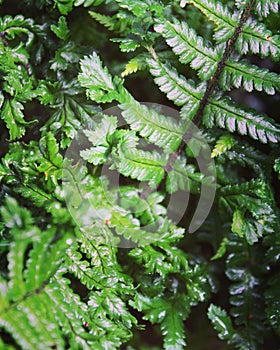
[184,0,238,41]
[38,132,63,184]
[75,0,104,6]
[50,16,69,40]
[160,297,187,349]
[78,52,118,103]
[156,19,280,93]
[226,235,266,348]
[111,38,140,52]
[235,0,279,17]
[121,54,148,77]
[112,147,166,187]
[131,294,188,350]
[149,58,280,143]
[208,304,235,340]
[154,19,220,81]
[15,184,53,208]
[119,88,184,152]
[0,15,35,46]
[211,134,235,158]
[89,11,116,31]
[254,0,279,17]
[84,115,118,146]
[185,0,280,59]
[221,58,280,94]
[220,179,275,244]
[53,0,74,14]
[1,98,34,140]
[0,198,77,349]
[167,156,204,194]
[204,95,280,143]
[148,59,205,119]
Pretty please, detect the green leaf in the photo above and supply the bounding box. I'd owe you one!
[154,19,220,81]
[208,304,235,340]
[220,180,276,244]
[204,95,280,143]
[0,15,35,47]
[253,0,279,17]
[50,16,70,40]
[112,147,166,187]
[220,59,280,94]
[148,59,205,119]
[211,237,228,261]
[111,38,140,52]
[156,19,280,93]
[80,145,108,165]
[160,299,187,349]
[78,52,119,103]
[83,115,118,146]
[186,0,280,59]
[211,134,235,158]
[119,87,184,152]
[38,132,63,184]
[53,0,74,14]
[1,99,35,140]
[89,11,116,31]
[75,0,104,6]
[121,54,148,77]
[231,210,244,238]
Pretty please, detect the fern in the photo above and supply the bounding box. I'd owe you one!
[183,0,280,58]
[148,59,280,143]
[155,19,280,93]
[1,0,280,349]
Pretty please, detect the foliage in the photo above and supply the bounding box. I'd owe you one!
[0,0,279,349]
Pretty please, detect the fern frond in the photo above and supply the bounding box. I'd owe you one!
[211,134,235,158]
[155,19,280,93]
[167,156,204,193]
[119,87,184,152]
[149,58,280,143]
[121,53,148,77]
[235,0,279,17]
[0,98,35,140]
[0,197,77,349]
[204,94,280,143]
[208,304,235,340]
[254,0,279,17]
[154,19,220,81]
[220,179,275,244]
[78,52,118,103]
[148,58,205,119]
[185,0,280,59]
[160,296,187,349]
[226,235,266,348]
[112,147,166,187]
[221,58,280,94]
[89,11,116,31]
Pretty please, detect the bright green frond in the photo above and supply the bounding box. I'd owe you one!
[204,95,280,143]
[148,59,205,119]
